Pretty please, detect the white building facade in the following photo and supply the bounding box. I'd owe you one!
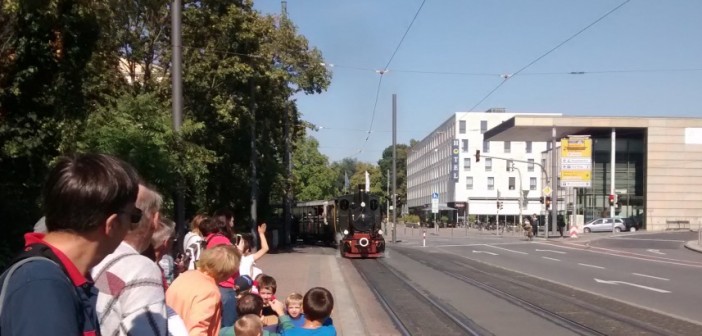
[407,109,561,223]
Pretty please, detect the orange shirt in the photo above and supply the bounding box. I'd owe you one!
[166,270,222,336]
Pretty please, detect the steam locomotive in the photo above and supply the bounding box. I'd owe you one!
[336,190,385,258]
[291,189,385,258]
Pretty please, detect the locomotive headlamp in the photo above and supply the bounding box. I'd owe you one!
[378,229,383,235]
[360,201,366,208]
[343,229,349,235]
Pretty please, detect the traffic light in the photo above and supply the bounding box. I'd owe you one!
[496,201,500,209]
[539,196,544,204]
[499,201,504,210]
[475,150,480,163]
[496,201,504,210]
[545,196,551,210]
[608,194,615,206]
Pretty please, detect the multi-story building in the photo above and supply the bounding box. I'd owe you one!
[407,109,561,224]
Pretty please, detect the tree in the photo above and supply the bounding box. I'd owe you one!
[330,157,359,194]
[378,144,409,209]
[350,162,383,195]
[292,136,337,201]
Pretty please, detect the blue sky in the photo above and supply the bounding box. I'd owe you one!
[253,0,702,163]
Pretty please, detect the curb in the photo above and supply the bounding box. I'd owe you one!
[684,240,702,254]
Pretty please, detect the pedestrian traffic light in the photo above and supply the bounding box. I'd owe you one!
[496,200,500,209]
[475,150,480,163]
[539,196,544,204]
[608,194,615,206]
[545,196,551,210]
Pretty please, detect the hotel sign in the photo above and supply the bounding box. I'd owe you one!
[451,139,460,182]
[560,137,592,188]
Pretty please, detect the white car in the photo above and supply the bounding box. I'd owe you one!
[583,217,627,233]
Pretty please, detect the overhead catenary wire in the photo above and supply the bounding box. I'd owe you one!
[464,0,632,113]
[351,0,427,158]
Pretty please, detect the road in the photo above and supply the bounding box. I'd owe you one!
[391,228,702,326]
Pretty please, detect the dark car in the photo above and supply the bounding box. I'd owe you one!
[622,217,641,231]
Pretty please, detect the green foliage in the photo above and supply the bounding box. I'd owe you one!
[402,214,420,224]
[378,144,409,207]
[77,93,215,212]
[350,162,383,195]
[292,135,337,201]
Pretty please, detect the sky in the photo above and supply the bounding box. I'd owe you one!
[253,0,702,163]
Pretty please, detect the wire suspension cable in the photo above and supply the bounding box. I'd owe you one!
[464,0,632,113]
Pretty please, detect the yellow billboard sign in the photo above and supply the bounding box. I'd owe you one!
[560,137,592,188]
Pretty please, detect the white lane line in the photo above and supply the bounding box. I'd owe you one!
[473,250,499,256]
[606,237,685,242]
[594,278,670,293]
[486,245,529,255]
[536,249,566,254]
[633,273,670,281]
[578,263,605,269]
[542,256,561,261]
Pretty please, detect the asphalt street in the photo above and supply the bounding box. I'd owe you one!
[392,228,702,325]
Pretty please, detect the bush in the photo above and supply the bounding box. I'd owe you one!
[402,214,420,224]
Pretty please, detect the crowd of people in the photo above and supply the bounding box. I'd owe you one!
[0,153,336,336]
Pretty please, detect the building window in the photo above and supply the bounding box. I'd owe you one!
[485,158,492,172]
[509,177,516,190]
[506,160,513,171]
[483,141,490,153]
[466,176,473,190]
[504,141,511,153]
[487,177,494,190]
[459,120,466,134]
[462,139,468,152]
[480,120,488,133]
[528,159,534,172]
[463,158,471,171]
[526,141,532,153]
[530,177,537,190]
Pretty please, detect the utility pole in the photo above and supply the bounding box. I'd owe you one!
[171,0,185,236]
[391,94,398,243]
[512,162,524,228]
[281,0,292,248]
[250,79,258,245]
[386,169,390,234]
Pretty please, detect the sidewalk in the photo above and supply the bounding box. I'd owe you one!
[256,246,399,336]
[684,237,702,253]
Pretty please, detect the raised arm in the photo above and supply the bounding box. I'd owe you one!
[253,223,269,261]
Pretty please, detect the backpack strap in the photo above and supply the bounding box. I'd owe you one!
[0,257,59,317]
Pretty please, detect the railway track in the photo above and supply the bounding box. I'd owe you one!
[393,246,702,336]
[352,258,491,336]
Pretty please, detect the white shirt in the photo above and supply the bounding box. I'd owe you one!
[182,232,203,270]
[239,254,255,278]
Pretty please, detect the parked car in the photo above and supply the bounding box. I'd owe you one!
[621,217,641,231]
[583,217,627,233]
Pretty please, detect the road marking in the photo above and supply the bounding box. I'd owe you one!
[472,250,498,256]
[578,263,605,269]
[633,273,669,281]
[542,256,560,261]
[606,237,685,242]
[594,278,670,293]
[536,249,566,254]
[556,242,702,268]
[486,245,528,255]
[646,249,666,255]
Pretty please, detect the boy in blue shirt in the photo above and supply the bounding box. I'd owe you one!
[283,287,336,336]
[284,293,305,328]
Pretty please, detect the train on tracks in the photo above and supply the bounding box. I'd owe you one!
[292,188,385,258]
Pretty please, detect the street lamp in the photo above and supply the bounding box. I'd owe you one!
[511,162,524,229]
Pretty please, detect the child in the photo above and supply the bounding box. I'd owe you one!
[235,314,263,336]
[238,223,270,278]
[284,293,305,328]
[258,275,279,331]
[283,287,336,336]
[218,294,293,336]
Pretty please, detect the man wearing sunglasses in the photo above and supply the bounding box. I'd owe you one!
[0,153,140,336]
[91,184,168,336]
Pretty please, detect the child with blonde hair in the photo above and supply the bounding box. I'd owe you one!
[284,293,305,328]
[234,314,262,336]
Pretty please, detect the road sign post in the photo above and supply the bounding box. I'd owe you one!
[431,192,439,233]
